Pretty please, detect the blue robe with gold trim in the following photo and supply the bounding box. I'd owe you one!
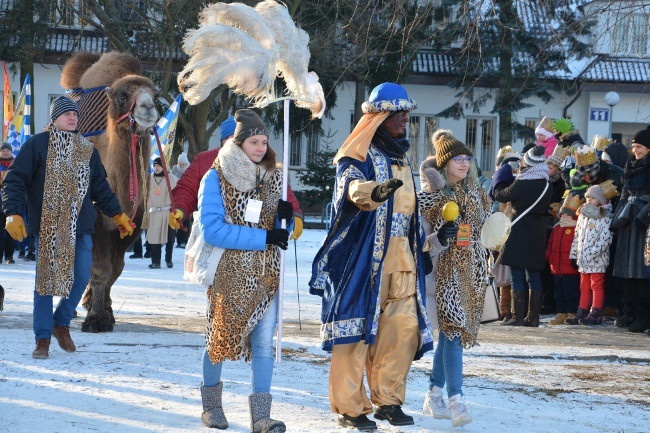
[309,145,433,359]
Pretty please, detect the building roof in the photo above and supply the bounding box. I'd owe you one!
[578,54,650,83]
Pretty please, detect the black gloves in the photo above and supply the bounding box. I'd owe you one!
[571,259,578,269]
[436,221,459,247]
[277,199,293,222]
[266,229,289,250]
[371,178,403,202]
[423,253,433,275]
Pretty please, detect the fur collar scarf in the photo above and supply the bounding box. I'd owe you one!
[419,156,447,192]
[216,140,268,192]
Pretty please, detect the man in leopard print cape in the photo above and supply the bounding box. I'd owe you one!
[2,96,135,360]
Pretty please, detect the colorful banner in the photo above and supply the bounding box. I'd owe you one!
[150,94,183,166]
[5,74,31,156]
[2,61,14,141]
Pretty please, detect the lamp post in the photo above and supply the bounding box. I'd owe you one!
[604,91,620,139]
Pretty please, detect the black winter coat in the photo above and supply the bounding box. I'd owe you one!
[1,131,122,235]
[494,178,552,271]
[613,155,650,279]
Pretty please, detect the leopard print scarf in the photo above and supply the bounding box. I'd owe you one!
[205,149,282,364]
[36,126,93,296]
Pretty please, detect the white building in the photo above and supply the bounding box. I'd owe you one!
[2,0,650,185]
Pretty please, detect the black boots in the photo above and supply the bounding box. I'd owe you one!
[374,405,414,426]
[338,414,377,431]
[579,307,603,325]
[565,307,588,325]
[503,290,527,326]
[524,290,543,327]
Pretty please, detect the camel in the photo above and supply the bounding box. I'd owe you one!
[60,52,159,332]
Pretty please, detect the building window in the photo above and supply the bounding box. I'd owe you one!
[408,115,420,164]
[47,0,93,27]
[611,14,648,56]
[306,129,320,164]
[290,133,302,167]
[424,116,438,158]
[466,117,496,172]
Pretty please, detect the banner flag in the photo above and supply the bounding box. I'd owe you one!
[2,61,14,141]
[150,94,183,167]
[5,74,31,156]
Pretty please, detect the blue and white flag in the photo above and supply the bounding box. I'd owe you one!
[6,74,31,156]
[150,94,182,167]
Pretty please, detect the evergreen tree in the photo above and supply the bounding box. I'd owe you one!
[431,0,594,147]
[295,148,337,209]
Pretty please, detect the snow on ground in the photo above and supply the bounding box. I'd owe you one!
[1,229,649,433]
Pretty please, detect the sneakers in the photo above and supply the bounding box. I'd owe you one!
[423,386,451,419]
[32,338,51,359]
[448,394,472,427]
[337,414,376,431]
[373,405,414,426]
[549,313,568,325]
[52,324,76,352]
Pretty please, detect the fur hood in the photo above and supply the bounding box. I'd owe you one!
[419,156,446,192]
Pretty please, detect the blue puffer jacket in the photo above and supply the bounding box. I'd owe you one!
[198,169,292,250]
[1,131,122,235]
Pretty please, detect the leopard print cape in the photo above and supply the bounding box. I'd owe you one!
[418,182,492,349]
[205,159,282,364]
[36,126,93,296]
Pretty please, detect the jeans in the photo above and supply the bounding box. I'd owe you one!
[203,295,278,393]
[510,267,543,293]
[33,234,93,340]
[429,331,463,398]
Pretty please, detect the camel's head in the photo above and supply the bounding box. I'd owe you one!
[106,75,159,133]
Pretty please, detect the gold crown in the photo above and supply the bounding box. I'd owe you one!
[551,145,571,161]
[599,179,618,200]
[591,135,614,151]
[574,145,598,167]
[538,116,554,131]
[559,194,585,217]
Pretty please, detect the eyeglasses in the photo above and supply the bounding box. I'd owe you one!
[451,155,474,164]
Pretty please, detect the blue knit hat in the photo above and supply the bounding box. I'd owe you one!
[50,96,79,121]
[361,83,416,114]
[219,116,236,141]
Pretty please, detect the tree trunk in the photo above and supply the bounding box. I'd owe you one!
[496,0,515,149]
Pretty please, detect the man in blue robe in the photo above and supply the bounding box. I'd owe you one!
[309,83,433,431]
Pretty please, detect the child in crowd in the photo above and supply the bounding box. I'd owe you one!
[535,116,559,158]
[567,184,614,325]
[546,194,583,325]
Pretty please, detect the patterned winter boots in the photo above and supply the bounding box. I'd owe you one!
[565,307,588,325]
[248,392,286,433]
[200,382,228,429]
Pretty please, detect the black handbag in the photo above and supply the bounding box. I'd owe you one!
[610,200,632,231]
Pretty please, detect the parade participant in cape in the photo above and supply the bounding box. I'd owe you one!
[197,109,293,432]
[144,157,178,269]
[418,130,491,427]
[1,96,135,359]
[309,83,433,432]
[172,116,304,241]
[611,127,650,333]
[491,145,552,327]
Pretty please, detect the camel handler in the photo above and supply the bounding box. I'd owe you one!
[309,83,433,431]
[1,96,135,359]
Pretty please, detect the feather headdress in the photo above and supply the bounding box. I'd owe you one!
[178,0,325,119]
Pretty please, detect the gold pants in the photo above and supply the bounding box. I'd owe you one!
[329,271,419,416]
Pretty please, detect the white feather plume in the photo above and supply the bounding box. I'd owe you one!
[199,2,277,52]
[178,24,274,105]
[178,0,326,118]
[255,0,325,118]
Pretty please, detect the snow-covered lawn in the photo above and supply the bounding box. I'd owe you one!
[1,229,648,432]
